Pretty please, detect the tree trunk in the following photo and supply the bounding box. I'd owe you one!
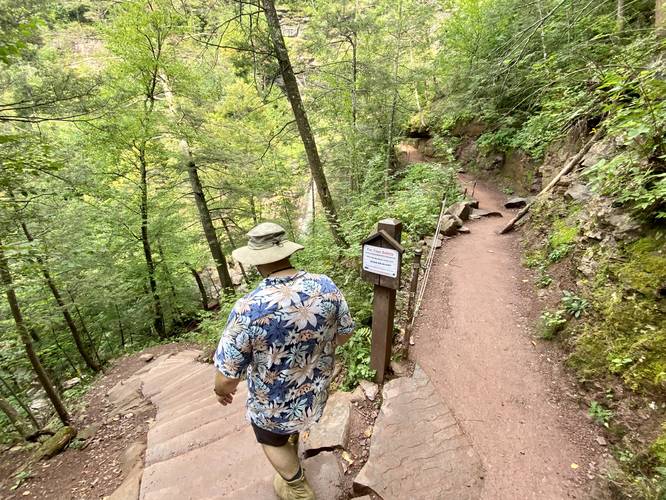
[384,0,404,198]
[0,372,40,429]
[19,222,100,372]
[115,304,126,348]
[189,265,209,310]
[262,0,349,248]
[221,218,249,283]
[616,0,625,31]
[160,74,235,294]
[138,144,166,338]
[657,0,665,37]
[187,164,234,294]
[51,327,81,377]
[0,395,30,438]
[0,240,70,425]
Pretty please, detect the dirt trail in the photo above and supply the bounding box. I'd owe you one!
[412,176,605,500]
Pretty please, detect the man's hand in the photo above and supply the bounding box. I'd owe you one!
[214,371,241,406]
[215,390,235,406]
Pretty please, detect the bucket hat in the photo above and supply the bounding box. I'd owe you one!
[231,222,304,266]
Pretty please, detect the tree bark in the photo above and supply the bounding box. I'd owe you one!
[616,0,625,31]
[19,222,100,372]
[262,0,349,248]
[0,240,70,425]
[138,143,167,338]
[657,0,665,37]
[189,265,209,310]
[0,395,30,438]
[220,218,249,283]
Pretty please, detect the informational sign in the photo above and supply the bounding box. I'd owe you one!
[363,245,400,278]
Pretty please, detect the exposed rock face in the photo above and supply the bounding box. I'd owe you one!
[564,183,592,202]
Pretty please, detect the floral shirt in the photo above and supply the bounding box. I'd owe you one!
[214,271,354,434]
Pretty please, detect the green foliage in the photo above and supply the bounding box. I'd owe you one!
[588,400,613,427]
[336,327,375,390]
[539,310,566,340]
[561,291,589,319]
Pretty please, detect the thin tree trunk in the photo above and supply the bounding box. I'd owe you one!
[385,0,404,198]
[616,0,625,31]
[51,327,82,377]
[156,238,183,321]
[0,395,30,438]
[262,0,349,248]
[189,265,209,310]
[115,304,125,348]
[69,298,102,367]
[0,241,70,425]
[160,74,235,294]
[656,0,664,36]
[137,143,167,338]
[19,223,100,372]
[221,218,249,283]
[0,372,40,429]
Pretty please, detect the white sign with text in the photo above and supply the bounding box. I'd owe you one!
[362,245,400,278]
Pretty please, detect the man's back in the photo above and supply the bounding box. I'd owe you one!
[214,271,354,434]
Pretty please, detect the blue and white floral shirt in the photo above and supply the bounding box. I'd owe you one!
[214,271,354,434]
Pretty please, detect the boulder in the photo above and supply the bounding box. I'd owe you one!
[139,353,155,363]
[301,392,352,454]
[424,236,442,249]
[35,426,76,460]
[389,360,409,377]
[458,226,471,234]
[359,380,379,402]
[564,183,592,202]
[62,377,81,391]
[471,208,503,219]
[439,216,459,237]
[446,202,471,221]
[76,422,99,441]
[504,197,528,209]
[303,452,345,500]
[350,385,365,403]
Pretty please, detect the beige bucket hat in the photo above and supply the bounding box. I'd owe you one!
[231,222,304,266]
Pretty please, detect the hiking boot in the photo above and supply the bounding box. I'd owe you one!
[273,470,315,500]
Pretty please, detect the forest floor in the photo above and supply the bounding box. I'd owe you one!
[411,174,613,499]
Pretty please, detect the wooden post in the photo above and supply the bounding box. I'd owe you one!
[361,219,403,383]
[404,249,423,351]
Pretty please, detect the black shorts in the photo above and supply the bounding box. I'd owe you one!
[251,422,297,447]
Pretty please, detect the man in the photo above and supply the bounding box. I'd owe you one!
[213,222,354,500]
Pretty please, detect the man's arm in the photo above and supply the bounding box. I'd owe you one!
[335,287,355,347]
[214,371,241,406]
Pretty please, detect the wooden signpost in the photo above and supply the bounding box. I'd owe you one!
[361,219,404,383]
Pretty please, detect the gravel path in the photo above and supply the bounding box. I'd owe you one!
[411,176,605,500]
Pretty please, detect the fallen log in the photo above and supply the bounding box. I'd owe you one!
[499,128,605,234]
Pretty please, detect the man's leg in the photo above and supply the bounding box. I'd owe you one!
[252,423,314,500]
